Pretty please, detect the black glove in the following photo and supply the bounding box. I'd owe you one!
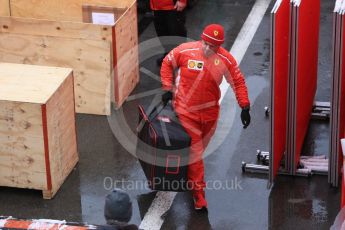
[241,107,251,129]
[162,91,173,106]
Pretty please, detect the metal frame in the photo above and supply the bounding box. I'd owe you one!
[243,149,328,177]
[311,101,330,120]
[269,5,276,188]
[329,8,343,187]
[242,162,312,177]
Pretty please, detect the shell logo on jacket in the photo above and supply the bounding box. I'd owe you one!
[160,41,250,121]
[188,60,204,71]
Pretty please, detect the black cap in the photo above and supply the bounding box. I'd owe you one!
[104,189,133,223]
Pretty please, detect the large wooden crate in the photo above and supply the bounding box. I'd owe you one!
[0,0,139,115]
[0,62,78,199]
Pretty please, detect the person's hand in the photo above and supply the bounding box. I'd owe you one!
[162,91,173,106]
[175,1,187,11]
[241,107,251,129]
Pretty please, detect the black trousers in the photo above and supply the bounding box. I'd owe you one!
[153,10,187,54]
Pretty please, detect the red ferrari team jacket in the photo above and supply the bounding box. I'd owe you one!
[150,0,187,10]
[160,41,250,121]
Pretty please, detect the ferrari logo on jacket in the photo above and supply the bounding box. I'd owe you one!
[188,60,204,71]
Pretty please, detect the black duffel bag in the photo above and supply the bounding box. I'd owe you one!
[136,102,191,192]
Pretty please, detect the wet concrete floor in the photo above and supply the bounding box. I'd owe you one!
[0,0,341,229]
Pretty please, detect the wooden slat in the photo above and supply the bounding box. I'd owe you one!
[82,0,134,8]
[46,74,78,199]
[0,101,46,190]
[0,0,10,16]
[114,1,139,107]
[0,34,112,115]
[1,0,138,113]
[9,0,135,22]
[10,0,83,22]
[0,16,113,42]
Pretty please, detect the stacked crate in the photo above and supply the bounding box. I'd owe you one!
[0,63,78,199]
[0,0,139,115]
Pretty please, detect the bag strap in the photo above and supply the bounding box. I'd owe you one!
[148,101,167,122]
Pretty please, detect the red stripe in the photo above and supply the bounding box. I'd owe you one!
[4,220,32,228]
[64,226,89,230]
[112,26,119,106]
[165,155,180,175]
[41,104,52,191]
[3,219,90,229]
[138,105,149,121]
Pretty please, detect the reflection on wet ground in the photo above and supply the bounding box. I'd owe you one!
[270,176,339,230]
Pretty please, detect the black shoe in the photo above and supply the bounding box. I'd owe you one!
[195,206,208,213]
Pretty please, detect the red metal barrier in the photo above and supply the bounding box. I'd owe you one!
[293,0,320,172]
[270,0,290,184]
[0,216,93,230]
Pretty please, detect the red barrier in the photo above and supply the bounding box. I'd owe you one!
[270,0,290,184]
[293,0,320,172]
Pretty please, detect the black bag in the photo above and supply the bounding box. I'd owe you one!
[136,102,191,192]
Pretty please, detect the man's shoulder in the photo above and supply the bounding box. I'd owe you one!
[216,47,236,64]
[216,47,231,57]
[176,41,202,52]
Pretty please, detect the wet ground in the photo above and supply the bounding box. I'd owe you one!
[0,0,341,229]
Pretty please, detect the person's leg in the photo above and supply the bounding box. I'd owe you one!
[189,119,218,210]
[164,11,187,52]
[153,10,169,38]
[178,114,207,209]
[191,119,217,209]
[174,11,187,38]
[201,119,218,148]
[153,10,170,65]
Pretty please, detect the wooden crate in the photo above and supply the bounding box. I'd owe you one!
[0,0,10,16]
[0,62,78,199]
[0,0,139,115]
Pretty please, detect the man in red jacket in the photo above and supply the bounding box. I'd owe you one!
[160,24,251,211]
[150,0,187,65]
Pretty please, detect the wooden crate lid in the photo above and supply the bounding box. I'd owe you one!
[0,63,72,104]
